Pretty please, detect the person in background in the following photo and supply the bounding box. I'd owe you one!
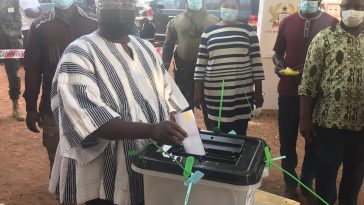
[299,0,363,204]
[0,0,24,121]
[162,0,218,112]
[23,0,98,173]
[272,0,338,199]
[19,0,42,48]
[49,0,189,204]
[76,0,96,18]
[193,0,264,135]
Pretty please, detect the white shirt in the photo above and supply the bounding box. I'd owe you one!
[19,0,40,30]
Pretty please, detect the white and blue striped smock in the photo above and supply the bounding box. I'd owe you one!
[194,23,265,123]
[49,32,189,205]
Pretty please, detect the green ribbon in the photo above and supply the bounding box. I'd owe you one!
[183,156,195,182]
[264,146,329,205]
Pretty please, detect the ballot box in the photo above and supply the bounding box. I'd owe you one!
[132,130,267,205]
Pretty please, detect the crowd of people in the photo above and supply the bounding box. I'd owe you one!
[0,0,363,205]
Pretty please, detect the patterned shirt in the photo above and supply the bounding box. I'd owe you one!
[194,23,264,123]
[298,24,364,131]
[49,33,188,205]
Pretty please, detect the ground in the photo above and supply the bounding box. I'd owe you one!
[0,65,363,205]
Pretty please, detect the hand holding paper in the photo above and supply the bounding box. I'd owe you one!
[175,110,206,156]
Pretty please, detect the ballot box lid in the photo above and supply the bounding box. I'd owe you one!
[133,131,267,186]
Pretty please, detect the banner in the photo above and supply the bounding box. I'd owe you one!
[0,49,25,59]
[257,0,300,58]
[322,0,341,20]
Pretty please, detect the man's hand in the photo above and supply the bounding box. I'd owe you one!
[169,111,177,122]
[151,121,187,145]
[253,91,264,108]
[26,111,42,133]
[274,62,285,77]
[300,117,315,143]
[193,91,202,110]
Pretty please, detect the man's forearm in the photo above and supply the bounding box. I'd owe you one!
[254,80,262,93]
[300,96,313,120]
[24,74,41,112]
[194,80,203,95]
[162,42,175,67]
[272,53,284,66]
[91,118,154,140]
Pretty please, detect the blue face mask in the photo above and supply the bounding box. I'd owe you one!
[53,0,74,10]
[221,8,238,21]
[300,1,319,14]
[187,0,203,11]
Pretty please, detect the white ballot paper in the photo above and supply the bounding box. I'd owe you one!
[175,110,206,156]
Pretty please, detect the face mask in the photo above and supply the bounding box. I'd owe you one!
[221,8,238,22]
[341,10,364,28]
[53,0,74,10]
[98,9,136,39]
[300,1,319,14]
[187,0,203,11]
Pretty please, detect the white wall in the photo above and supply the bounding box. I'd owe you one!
[261,57,279,110]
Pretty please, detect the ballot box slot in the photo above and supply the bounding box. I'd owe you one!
[200,133,245,145]
[169,145,240,164]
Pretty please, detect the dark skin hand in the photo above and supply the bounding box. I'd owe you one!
[272,53,285,77]
[253,80,264,108]
[26,111,42,133]
[90,118,187,145]
[193,80,203,110]
[299,95,315,143]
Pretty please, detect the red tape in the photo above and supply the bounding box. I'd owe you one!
[0,49,25,59]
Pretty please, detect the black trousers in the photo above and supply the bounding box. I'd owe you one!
[315,126,364,205]
[0,35,21,101]
[278,96,316,189]
[173,53,195,111]
[2,59,21,101]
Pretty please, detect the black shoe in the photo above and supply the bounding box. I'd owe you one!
[300,181,316,202]
[284,188,299,201]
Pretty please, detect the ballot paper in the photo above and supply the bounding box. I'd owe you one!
[175,110,206,156]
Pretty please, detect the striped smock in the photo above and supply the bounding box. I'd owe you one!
[194,23,264,123]
[49,33,188,205]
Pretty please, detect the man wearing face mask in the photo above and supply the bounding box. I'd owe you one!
[23,0,98,174]
[272,0,338,199]
[299,0,364,204]
[162,0,218,111]
[48,0,189,204]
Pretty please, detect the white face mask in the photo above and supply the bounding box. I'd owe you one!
[341,10,364,27]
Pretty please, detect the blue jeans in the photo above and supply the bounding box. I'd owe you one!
[278,95,316,189]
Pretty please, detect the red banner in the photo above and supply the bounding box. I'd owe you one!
[0,49,25,59]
